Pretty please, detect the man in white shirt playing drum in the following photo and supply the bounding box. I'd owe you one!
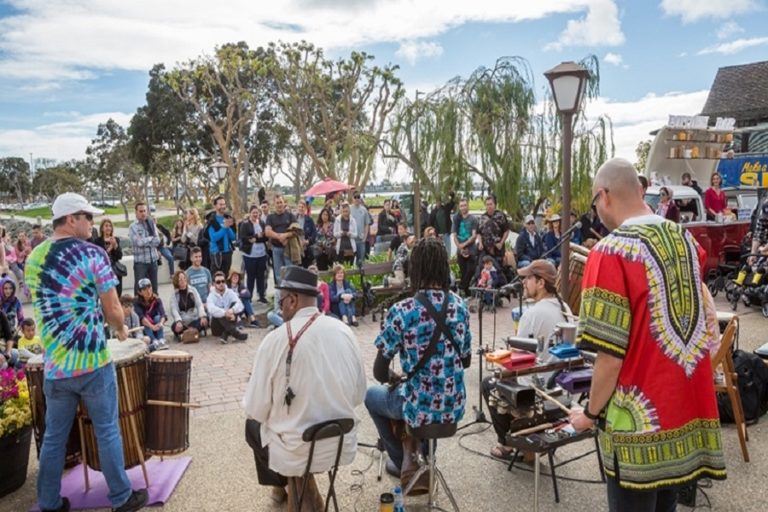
[242,266,366,509]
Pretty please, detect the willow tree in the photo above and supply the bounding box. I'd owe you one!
[164,42,271,218]
[381,79,469,201]
[269,41,403,189]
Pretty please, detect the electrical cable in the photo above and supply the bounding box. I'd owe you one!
[349,445,379,512]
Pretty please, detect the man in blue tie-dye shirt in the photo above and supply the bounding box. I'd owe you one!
[25,193,147,512]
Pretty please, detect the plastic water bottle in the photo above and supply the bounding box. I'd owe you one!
[393,485,405,512]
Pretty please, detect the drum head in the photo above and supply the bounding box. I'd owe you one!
[26,353,44,369]
[108,339,148,365]
[148,350,192,362]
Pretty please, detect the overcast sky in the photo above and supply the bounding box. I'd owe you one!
[1,0,766,180]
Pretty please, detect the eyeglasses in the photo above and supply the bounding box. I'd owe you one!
[214,279,226,284]
[591,188,608,209]
[73,212,93,221]
[278,293,296,309]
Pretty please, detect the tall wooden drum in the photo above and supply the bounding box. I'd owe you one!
[145,350,192,456]
[556,244,589,314]
[79,339,149,471]
[25,355,82,468]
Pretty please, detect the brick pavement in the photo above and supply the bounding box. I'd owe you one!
[183,297,518,417]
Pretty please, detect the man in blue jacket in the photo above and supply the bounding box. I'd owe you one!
[515,215,545,268]
[206,195,237,275]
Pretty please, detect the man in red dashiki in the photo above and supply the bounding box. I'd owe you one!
[571,158,726,512]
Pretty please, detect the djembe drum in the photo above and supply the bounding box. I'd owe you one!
[79,339,149,473]
[556,243,589,314]
[145,350,193,456]
[25,355,82,468]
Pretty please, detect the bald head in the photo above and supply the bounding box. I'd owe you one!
[593,158,643,201]
[592,158,648,231]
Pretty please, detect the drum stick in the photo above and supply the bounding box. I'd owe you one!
[147,399,201,409]
[510,422,555,437]
[532,387,572,415]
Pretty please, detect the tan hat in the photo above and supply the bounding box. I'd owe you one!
[548,214,561,222]
[517,260,557,285]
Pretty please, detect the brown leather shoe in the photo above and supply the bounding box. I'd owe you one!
[269,486,287,504]
[401,469,430,496]
[286,475,324,511]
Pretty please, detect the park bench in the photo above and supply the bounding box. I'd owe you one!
[318,260,405,320]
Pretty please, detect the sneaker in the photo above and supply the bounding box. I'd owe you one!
[112,489,148,512]
[42,497,70,512]
[155,341,169,351]
[219,336,229,345]
[258,297,268,304]
[234,330,248,341]
[249,320,260,328]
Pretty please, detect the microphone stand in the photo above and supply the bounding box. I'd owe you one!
[459,286,504,430]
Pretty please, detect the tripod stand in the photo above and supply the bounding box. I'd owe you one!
[459,286,505,431]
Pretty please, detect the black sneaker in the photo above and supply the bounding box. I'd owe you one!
[234,330,248,341]
[113,489,148,512]
[42,497,70,512]
[258,297,268,304]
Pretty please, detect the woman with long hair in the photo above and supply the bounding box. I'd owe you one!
[180,208,203,270]
[169,270,207,340]
[329,264,358,326]
[656,186,680,223]
[543,214,563,266]
[315,207,336,271]
[95,218,124,295]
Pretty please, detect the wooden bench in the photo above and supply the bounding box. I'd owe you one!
[318,261,405,320]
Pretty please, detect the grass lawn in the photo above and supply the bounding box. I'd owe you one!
[113,215,179,229]
[4,205,125,219]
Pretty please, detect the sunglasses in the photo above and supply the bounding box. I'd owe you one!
[278,293,296,309]
[660,191,668,197]
[214,279,226,284]
[591,188,609,209]
[74,212,94,221]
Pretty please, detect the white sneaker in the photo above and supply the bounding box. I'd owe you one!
[156,341,169,351]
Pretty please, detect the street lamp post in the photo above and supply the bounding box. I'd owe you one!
[210,159,229,196]
[544,61,589,300]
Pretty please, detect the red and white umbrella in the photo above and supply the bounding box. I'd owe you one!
[304,177,351,197]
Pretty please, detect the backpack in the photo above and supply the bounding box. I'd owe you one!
[717,349,768,423]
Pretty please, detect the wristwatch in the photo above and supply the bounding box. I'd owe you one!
[584,403,600,421]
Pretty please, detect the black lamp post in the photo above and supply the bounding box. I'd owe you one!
[544,61,589,300]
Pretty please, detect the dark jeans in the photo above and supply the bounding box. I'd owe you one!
[457,252,476,295]
[245,419,288,487]
[481,377,510,444]
[364,385,405,469]
[210,251,233,276]
[133,261,158,294]
[607,476,678,512]
[210,316,240,339]
[243,255,267,301]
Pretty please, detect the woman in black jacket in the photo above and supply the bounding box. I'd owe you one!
[95,218,124,295]
[239,204,269,304]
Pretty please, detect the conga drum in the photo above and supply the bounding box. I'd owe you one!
[145,350,192,456]
[24,355,82,468]
[79,339,149,471]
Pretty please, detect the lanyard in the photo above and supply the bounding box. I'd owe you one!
[284,312,321,408]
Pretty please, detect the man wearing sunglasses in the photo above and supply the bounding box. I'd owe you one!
[26,193,147,512]
[571,158,725,511]
[205,271,247,344]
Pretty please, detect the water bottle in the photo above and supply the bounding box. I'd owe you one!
[393,485,405,512]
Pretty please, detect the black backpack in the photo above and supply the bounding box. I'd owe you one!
[717,349,768,423]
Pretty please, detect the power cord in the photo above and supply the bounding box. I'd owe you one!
[348,445,378,512]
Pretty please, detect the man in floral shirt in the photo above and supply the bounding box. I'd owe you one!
[364,238,472,494]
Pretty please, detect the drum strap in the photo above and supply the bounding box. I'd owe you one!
[284,312,322,411]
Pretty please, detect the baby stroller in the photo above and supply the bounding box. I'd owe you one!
[707,244,742,297]
[728,254,768,316]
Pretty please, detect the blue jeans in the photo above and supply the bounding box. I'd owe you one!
[355,238,366,267]
[143,314,165,342]
[338,300,356,321]
[272,247,291,286]
[133,261,158,294]
[364,385,405,468]
[267,310,284,328]
[38,364,132,509]
[517,259,531,268]
[242,297,254,318]
[159,246,175,276]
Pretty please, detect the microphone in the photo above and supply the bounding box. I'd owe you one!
[562,221,582,240]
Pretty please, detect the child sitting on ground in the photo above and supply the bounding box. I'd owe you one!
[117,294,151,346]
[16,318,43,362]
[133,279,168,351]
